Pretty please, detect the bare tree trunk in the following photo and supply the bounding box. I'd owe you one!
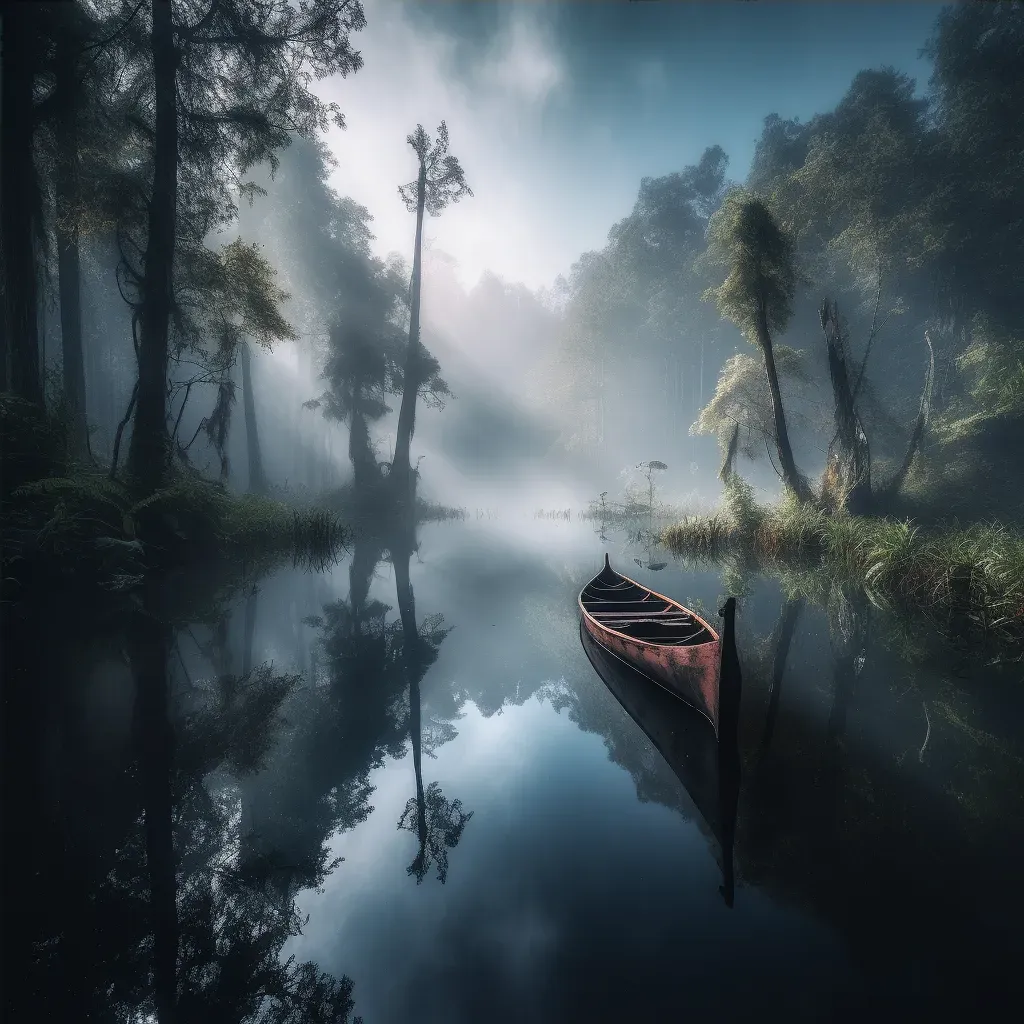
[1,3,44,404]
[54,26,89,456]
[349,407,377,490]
[242,585,258,678]
[879,331,935,502]
[127,0,178,494]
[392,163,426,508]
[239,342,267,493]
[819,301,871,514]
[720,422,740,483]
[756,298,809,500]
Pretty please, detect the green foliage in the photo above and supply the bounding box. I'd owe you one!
[954,316,1024,419]
[780,69,933,286]
[701,190,798,345]
[2,435,349,583]
[183,238,296,359]
[692,346,815,459]
[722,477,765,536]
[0,393,70,497]
[662,499,1024,650]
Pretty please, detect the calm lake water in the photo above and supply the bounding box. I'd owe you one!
[6,511,1024,1022]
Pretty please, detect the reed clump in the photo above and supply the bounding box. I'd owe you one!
[661,482,1024,648]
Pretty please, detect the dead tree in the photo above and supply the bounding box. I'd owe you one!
[819,300,872,514]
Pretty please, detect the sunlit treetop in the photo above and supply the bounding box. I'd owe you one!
[691,347,815,459]
[701,189,798,346]
[398,121,474,217]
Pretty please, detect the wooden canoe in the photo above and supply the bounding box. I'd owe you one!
[578,554,722,733]
[580,620,740,905]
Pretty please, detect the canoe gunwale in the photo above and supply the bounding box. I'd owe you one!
[580,622,721,735]
[579,559,723,733]
[578,566,720,651]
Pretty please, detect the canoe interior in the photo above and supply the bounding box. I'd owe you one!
[580,563,717,647]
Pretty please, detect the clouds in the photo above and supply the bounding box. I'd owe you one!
[312,0,940,297]
[317,0,570,291]
[479,14,565,103]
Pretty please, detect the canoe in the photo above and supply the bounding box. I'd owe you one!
[580,620,740,905]
[578,554,722,733]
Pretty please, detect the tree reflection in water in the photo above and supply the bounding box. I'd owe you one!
[391,523,474,884]
[3,570,362,1023]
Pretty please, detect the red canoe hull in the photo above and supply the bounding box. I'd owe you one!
[579,562,722,733]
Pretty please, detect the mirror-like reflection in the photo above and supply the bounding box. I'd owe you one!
[5,515,1024,1022]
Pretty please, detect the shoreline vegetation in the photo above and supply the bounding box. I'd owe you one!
[1,394,351,594]
[1,396,470,597]
[659,480,1024,653]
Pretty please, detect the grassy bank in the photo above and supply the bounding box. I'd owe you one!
[1,394,349,593]
[661,482,1024,649]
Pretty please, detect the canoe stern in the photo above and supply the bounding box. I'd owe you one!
[582,613,722,732]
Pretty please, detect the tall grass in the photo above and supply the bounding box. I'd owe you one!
[661,482,1024,649]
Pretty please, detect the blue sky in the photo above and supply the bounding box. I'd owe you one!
[319,1,945,290]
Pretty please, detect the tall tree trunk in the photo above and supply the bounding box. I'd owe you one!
[129,607,178,1024]
[349,407,376,490]
[127,0,178,494]
[756,298,809,500]
[819,301,871,513]
[1,3,44,403]
[720,422,740,483]
[239,342,267,494]
[54,27,89,456]
[392,163,426,508]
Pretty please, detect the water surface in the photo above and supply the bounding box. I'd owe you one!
[6,512,1024,1022]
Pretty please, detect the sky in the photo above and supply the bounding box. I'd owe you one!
[319,0,945,292]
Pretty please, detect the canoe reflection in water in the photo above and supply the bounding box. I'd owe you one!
[580,594,742,907]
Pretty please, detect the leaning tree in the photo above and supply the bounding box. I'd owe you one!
[702,191,813,501]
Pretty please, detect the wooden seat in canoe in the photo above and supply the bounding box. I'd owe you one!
[578,554,722,727]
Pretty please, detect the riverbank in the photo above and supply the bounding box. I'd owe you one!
[661,483,1024,650]
[1,394,348,595]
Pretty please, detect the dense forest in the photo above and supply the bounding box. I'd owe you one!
[5,2,1020,538]
[539,1,1022,523]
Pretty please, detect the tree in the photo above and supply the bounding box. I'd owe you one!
[545,146,731,458]
[305,254,409,489]
[138,238,294,484]
[239,343,266,493]
[49,2,94,456]
[692,346,816,471]
[392,121,473,506]
[702,191,812,499]
[924,2,1024,341]
[1,2,47,403]
[123,0,367,495]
